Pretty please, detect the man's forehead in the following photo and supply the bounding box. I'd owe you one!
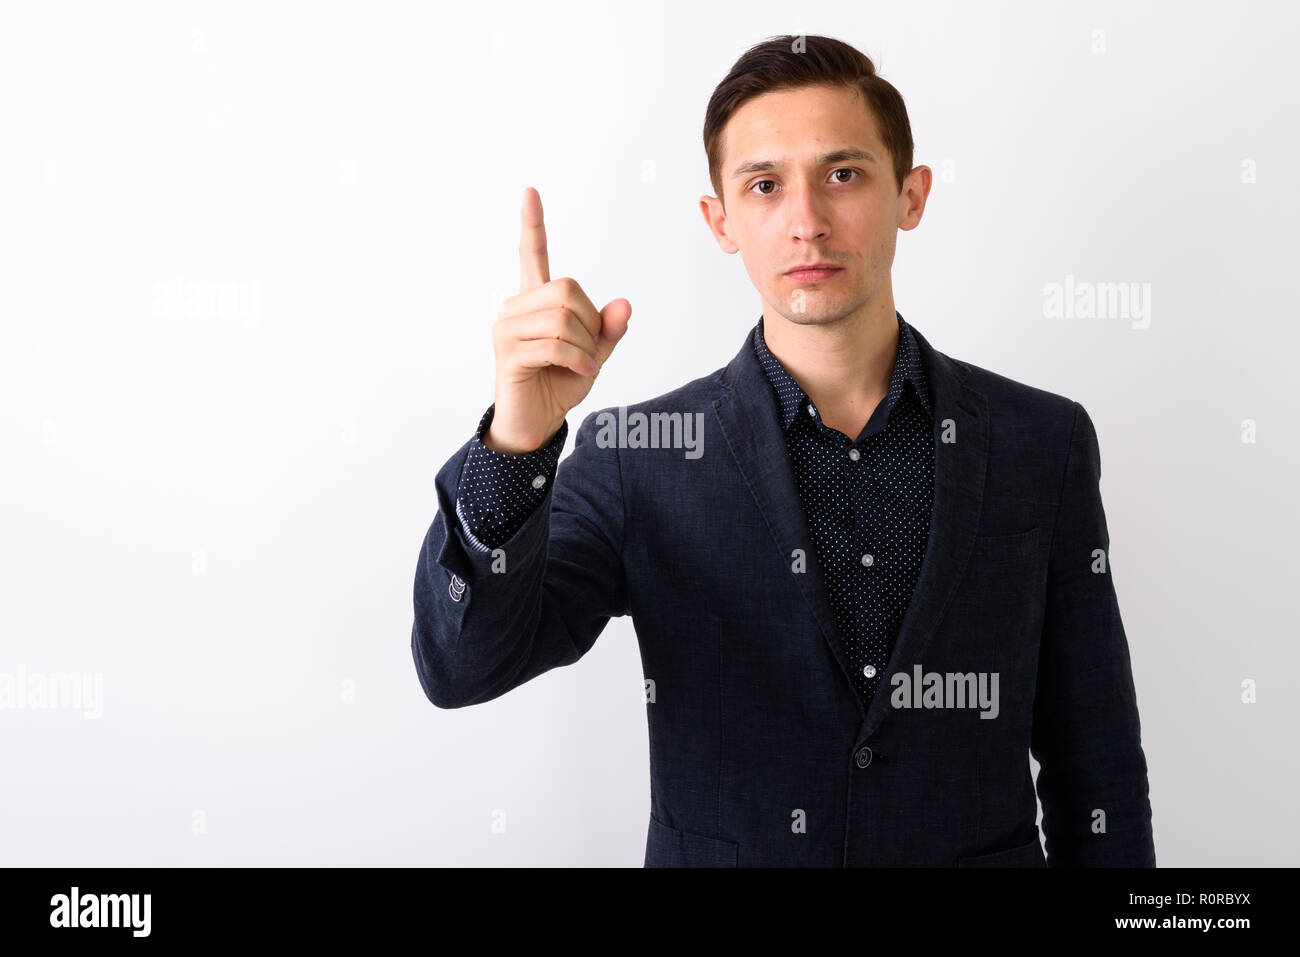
[723,89,882,173]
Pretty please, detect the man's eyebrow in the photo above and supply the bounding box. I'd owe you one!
[729,148,878,180]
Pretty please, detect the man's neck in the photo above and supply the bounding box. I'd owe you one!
[761,297,900,442]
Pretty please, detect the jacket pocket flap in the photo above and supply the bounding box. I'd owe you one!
[957,835,1046,867]
[646,813,739,867]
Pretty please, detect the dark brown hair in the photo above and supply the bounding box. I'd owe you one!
[703,34,914,202]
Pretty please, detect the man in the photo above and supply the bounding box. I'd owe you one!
[411,34,1156,867]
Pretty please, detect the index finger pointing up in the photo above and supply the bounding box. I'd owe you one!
[519,186,550,294]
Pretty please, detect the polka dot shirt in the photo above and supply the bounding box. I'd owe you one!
[752,311,935,707]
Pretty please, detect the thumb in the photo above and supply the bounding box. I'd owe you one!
[594,298,632,365]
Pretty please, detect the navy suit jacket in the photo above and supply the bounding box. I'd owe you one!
[411,319,1156,867]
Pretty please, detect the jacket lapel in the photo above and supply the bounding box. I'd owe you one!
[712,318,988,733]
[862,323,988,738]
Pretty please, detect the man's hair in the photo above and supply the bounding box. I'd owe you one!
[703,34,914,202]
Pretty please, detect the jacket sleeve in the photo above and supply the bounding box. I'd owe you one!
[1030,401,1156,866]
[411,406,629,709]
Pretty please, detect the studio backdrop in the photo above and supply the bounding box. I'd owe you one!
[1,0,1296,866]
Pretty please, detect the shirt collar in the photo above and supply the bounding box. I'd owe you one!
[751,310,933,433]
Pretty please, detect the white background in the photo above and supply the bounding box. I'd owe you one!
[2,0,1297,866]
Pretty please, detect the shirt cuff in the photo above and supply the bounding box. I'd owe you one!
[454,403,568,552]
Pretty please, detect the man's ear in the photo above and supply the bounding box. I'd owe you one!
[898,165,932,231]
[699,194,739,253]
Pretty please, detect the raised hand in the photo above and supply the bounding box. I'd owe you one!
[484,187,632,455]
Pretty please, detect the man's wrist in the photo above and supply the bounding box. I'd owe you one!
[482,420,562,456]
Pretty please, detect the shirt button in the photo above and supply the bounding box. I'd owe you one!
[806,402,817,418]
[848,448,860,461]
[855,746,873,768]
[861,553,874,567]
[863,664,877,678]
[531,474,547,489]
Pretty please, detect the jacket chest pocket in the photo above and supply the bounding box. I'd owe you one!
[959,526,1043,604]
[973,526,1040,562]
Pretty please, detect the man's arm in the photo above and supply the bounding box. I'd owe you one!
[1030,401,1156,866]
[411,406,628,709]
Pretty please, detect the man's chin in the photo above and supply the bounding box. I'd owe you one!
[771,303,851,326]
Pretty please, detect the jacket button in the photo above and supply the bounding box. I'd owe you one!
[855,746,873,768]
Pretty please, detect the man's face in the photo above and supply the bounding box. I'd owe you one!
[700,83,931,327]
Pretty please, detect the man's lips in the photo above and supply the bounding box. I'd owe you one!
[785,265,843,281]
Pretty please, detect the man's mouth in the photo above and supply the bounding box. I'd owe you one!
[785,265,843,282]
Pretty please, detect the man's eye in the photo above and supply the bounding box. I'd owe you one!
[748,169,860,195]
